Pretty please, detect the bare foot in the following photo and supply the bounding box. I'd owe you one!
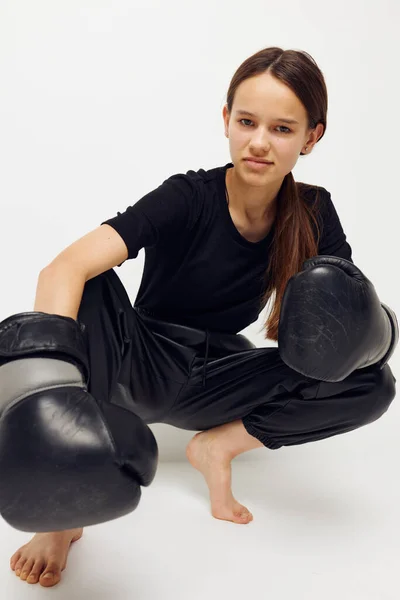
[186,431,253,524]
[10,528,83,587]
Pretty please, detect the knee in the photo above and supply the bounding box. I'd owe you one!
[361,364,396,425]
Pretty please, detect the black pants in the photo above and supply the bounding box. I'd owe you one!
[77,269,397,450]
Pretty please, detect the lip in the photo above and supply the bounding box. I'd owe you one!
[244,158,273,164]
[244,158,274,168]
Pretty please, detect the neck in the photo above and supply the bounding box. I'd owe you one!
[226,165,282,222]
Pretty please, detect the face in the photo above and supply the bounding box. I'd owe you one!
[223,72,323,184]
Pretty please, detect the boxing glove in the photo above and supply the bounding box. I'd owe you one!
[278,256,398,382]
[0,311,158,532]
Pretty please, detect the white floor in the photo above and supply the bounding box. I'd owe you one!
[1,410,399,600]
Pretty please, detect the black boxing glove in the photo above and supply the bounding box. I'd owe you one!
[0,311,158,532]
[278,256,398,382]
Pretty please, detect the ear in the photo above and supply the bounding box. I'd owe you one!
[305,122,325,148]
[223,104,230,136]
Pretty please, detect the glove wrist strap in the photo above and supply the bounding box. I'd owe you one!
[0,312,90,383]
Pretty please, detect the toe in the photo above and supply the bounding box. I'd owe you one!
[39,572,61,587]
[20,559,34,580]
[14,558,27,577]
[235,510,253,523]
[40,562,62,587]
[26,560,44,585]
[10,552,21,571]
[27,572,40,585]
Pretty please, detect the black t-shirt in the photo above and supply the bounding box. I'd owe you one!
[101,162,353,334]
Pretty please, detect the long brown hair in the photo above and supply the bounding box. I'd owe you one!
[226,47,327,341]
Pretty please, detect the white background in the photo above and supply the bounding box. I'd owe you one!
[0,1,399,598]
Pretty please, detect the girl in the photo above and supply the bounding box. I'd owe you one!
[7,47,397,587]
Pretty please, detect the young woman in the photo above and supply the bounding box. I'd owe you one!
[3,47,397,587]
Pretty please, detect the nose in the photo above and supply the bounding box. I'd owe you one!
[250,127,271,152]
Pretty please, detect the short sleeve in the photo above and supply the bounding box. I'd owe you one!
[317,188,353,262]
[100,173,199,263]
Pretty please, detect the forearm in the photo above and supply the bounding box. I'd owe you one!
[34,263,87,320]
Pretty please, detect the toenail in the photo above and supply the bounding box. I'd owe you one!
[43,572,53,579]
[15,570,21,576]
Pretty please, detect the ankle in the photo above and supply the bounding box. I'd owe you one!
[44,527,83,539]
[198,430,235,463]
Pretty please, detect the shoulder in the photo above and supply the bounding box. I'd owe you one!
[296,181,330,206]
[296,181,338,224]
[133,164,223,232]
[163,163,224,193]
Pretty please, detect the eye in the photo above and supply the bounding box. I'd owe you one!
[239,119,253,126]
[277,126,292,134]
[239,120,292,134]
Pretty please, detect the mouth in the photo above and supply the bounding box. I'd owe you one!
[244,158,274,168]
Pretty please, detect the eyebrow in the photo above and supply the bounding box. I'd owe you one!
[236,110,299,125]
